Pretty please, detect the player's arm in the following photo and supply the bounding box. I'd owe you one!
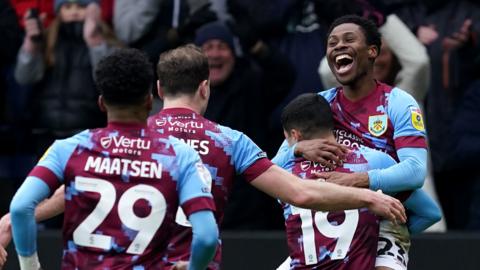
[172,138,218,270]
[10,177,52,270]
[188,210,218,270]
[403,189,442,234]
[10,135,78,270]
[368,90,428,192]
[250,165,406,223]
[0,184,65,255]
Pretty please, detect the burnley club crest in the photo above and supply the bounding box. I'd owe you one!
[368,115,388,137]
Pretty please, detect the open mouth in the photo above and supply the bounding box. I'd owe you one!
[334,54,354,75]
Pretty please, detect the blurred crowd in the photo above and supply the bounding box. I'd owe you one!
[1,0,479,231]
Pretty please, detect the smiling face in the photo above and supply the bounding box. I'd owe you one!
[201,39,235,87]
[326,23,378,87]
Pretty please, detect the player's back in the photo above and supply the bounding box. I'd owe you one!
[282,149,379,270]
[55,123,197,269]
[149,108,271,269]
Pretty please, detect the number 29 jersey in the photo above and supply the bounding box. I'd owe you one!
[27,122,215,269]
[281,149,380,270]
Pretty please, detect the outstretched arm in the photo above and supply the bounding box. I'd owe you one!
[250,165,406,223]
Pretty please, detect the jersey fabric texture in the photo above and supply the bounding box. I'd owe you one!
[280,147,392,269]
[15,122,215,269]
[148,108,273,269]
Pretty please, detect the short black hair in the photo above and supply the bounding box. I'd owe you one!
[327,14,382,54]
[95,48,153,106]
[281,93,334,139]
[157,44,209,96]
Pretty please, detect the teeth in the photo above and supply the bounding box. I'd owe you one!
[335,54,352,64]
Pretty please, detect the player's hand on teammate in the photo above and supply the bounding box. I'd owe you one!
[314,172,369,188]
[0,213,12,248]
[295,139,349,170]
[172,261,189,270]
[366,190,406,224]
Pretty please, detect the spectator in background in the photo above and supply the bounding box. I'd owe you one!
[395,0,480,230]
[194,21,295,229]
[14,0,120,160]
[114,0,217,68]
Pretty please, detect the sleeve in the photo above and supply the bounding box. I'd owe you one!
[14,49,45,85]
[404,189,442,234]
[379,14,430,103]
[173,141,215,217]
[28,136,80,191]
[271,139,295,168]
[367,147,427,193]
[388,88,427,149]
[113,0,162,44]
[10,177,51,256]
[188,210,219,270]
[218,126,274,182]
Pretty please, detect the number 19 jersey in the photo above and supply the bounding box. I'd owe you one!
[28,122,215,269]
[282,148,380,270]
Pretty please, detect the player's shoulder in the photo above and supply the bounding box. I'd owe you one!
[318,87,338,102]
[387,87,419,107]
[54,129,91,148]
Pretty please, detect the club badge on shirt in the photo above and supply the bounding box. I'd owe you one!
[368,115,388,137]
[410,107,425,131]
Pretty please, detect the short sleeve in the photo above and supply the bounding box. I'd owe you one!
[27,132,84,192]
[215,126,274,182]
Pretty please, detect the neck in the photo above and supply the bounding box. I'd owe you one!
[162,95,204,115]
[107,107,148,124]
[342,70,376,102]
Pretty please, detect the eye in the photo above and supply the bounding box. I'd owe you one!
[328,39,338,47]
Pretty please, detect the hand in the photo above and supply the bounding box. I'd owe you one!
[313,172,369,188]
[365,190,406,224]
[295,139,349,170]
[442,19,472,51]
[172,261,189,270]
[22,10,46,53]
[83,2,104,47]
[417,25,439,45]
[0,245,7,269]
[0,214,12,248]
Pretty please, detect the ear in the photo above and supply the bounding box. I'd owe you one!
[287,129,303,142]
[368,45,378,59]
[157,80,164,100]
[98,95,107,112]
[199,79,210,99]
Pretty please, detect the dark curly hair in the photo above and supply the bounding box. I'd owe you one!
[281,93,334,139]
[327,14,382,55]
[95,48,153,106]
[157,44,209,96]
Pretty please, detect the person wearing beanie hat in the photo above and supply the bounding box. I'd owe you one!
[195,21,236,87]
[54,0,96,13]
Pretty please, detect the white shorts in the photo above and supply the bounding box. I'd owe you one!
[375,220,411,270]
